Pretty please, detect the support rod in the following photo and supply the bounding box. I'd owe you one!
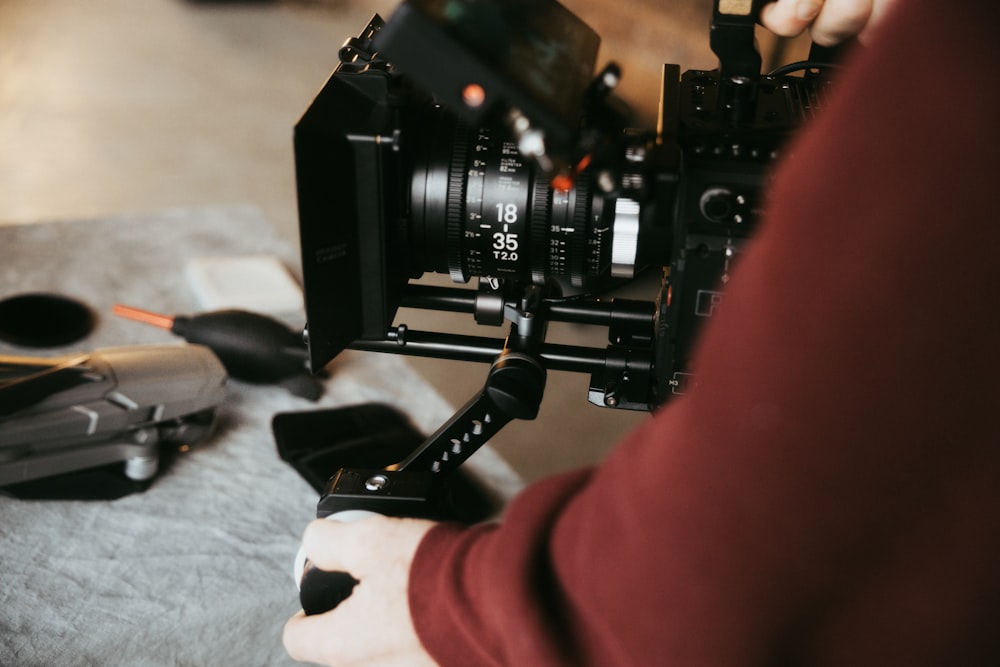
[400,285,655,329]
[348,328,612,375]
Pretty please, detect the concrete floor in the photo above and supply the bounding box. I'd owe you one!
[0,0,790,483]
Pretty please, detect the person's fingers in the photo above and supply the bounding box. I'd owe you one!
[300,516,434,576]
[760,0,876,46]
[759,0,826,39]
[283,610,330,665]
[809,0,872,46]
[284,601,394,667]
[857,0,899,44]
[284,565,439,667]
[300,517,369,574]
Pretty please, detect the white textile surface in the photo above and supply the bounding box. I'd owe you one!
[0,207,522,666]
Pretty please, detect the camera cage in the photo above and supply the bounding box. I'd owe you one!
[294,0,838,514]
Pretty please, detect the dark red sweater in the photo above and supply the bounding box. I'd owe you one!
[411,1,1000,664]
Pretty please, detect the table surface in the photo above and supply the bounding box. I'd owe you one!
[0,206,521,666]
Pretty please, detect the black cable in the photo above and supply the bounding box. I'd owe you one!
[768,60,840,77]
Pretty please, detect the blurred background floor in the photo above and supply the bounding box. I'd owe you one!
[0,0,793,483]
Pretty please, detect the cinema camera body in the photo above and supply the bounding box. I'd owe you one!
[294,0,834,518]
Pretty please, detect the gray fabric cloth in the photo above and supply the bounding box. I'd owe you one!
[0,207,522,666]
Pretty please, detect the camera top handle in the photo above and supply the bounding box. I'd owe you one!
[710,0,845,123]
[711,0,766,80]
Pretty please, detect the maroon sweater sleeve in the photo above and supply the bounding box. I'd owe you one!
[410,1,1000,664]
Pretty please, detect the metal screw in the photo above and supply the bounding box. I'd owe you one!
[365,474,388,491]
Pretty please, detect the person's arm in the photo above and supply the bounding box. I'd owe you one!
[408,2,1000,663]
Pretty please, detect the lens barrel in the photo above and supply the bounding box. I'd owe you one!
[409,106,612,288]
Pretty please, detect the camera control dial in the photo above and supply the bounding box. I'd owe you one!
[611,198,641,278]
[699,186,748,224]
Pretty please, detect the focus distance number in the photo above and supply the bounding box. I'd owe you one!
[493,202,520,261]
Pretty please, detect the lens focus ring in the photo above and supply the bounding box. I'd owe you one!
[445,127,470,283]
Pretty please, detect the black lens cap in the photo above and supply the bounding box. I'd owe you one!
[0,293,96,348]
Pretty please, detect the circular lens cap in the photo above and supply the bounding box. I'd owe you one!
[0,293,96,348]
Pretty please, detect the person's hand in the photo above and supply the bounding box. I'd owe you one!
[283,516,440,667]
[759,0,899,46]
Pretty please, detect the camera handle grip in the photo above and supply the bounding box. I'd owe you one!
[711,0,773,79]
[294,510,380,615]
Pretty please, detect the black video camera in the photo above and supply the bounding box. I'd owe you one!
[296,0,832,416]
[291,0,837,614]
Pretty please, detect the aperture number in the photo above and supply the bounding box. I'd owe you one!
[492,231,519,261]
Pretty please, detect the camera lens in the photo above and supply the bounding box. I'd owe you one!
[408,106,612,288]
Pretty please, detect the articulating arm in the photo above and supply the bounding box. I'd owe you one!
[315,286,554,518]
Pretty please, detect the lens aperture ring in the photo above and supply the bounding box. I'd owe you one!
[529,177,551,285]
